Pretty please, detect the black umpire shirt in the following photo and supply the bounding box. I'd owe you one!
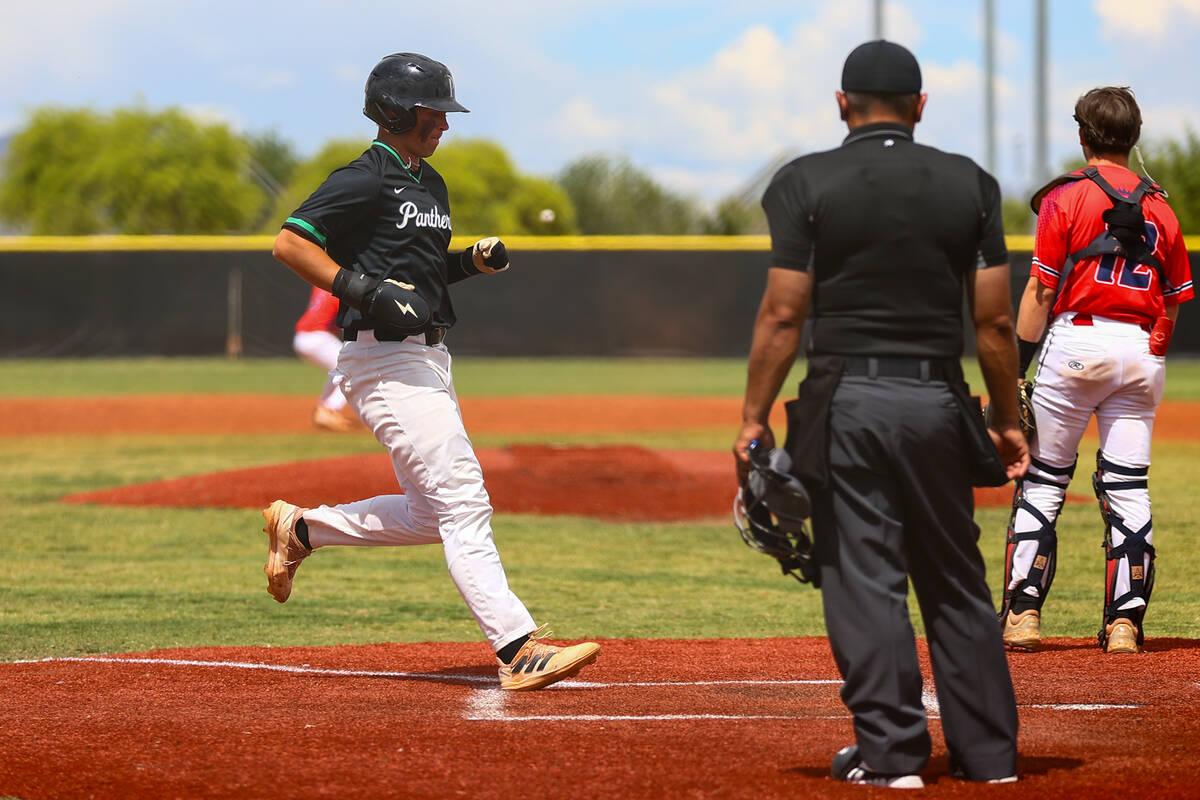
[282,140,480,333]
[761,122,1008,357]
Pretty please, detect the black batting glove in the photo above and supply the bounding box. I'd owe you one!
[470,237,510,273]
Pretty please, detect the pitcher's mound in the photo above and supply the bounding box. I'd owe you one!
[63,444,1021,521]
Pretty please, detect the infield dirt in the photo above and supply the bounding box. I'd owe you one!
[4,637,1199,799]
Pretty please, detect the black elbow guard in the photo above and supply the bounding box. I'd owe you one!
[330,268,377,312]
[331,268,431,333]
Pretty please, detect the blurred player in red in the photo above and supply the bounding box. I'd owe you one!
[293,286,361,432]
[1000,87,1193,654]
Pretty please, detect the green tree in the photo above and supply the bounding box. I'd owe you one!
[246,131,299,194]
[1042,129,1200,235]
[1142,130,1200,234]
[1002,196,1036,236]
[559,154,701,234]
[701,196,766,235]
[0,106,264,234]
[431,138,577,235]
[261,139,369,232]
[505,175,578,235]
[0,108,103,233]
[245,131,299,230]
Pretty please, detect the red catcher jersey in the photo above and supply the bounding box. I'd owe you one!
[294,286,341,333]
[1032,163,1193,325]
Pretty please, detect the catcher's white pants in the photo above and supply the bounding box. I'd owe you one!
[301,332,536,650]
[1009,315,1163,610]
[293,330,348,410]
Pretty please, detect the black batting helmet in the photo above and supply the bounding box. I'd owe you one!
[363,53,469,134]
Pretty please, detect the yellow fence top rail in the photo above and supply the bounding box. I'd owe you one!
[1,233,1197,253]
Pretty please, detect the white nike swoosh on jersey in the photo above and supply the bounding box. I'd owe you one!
[394,187,405,194]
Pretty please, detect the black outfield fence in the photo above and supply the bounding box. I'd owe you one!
[2,235,1197,358]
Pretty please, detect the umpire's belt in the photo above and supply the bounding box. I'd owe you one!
[839,356,957,382]
[345,327,447,346]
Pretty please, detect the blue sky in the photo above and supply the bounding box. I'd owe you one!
[3,0,1198,205]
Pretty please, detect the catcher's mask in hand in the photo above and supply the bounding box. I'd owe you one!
[733,441,819,586]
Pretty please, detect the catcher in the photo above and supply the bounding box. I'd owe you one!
[998,87,1192,655]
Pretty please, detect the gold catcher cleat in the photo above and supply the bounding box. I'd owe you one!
[1002,609,1042,652]
[262,500,312,603]
[1104,619,1140,654]
[497,625,600,691]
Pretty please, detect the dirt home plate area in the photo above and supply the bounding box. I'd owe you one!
[4,395,1200,798]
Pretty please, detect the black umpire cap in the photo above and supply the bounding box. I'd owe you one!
[841,40,922,93]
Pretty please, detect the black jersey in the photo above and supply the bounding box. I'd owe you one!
[283,140,480,332]
[761,122,1008,358]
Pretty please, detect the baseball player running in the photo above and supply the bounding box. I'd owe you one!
[262,52,599,690]
[1000,87,1193,654]
[293,285,360,432]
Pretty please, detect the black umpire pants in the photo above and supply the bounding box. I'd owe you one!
[811,375,1018,780]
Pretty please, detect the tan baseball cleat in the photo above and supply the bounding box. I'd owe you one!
[1104,619,1140,654]
[312,404,362,432]
[1002,609,1042,652]
[262,500,312,603]
[497,625,600,691]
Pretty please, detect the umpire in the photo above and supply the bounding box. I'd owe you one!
[735,41,1030,787]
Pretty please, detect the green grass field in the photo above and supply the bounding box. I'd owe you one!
[1,356,1197,661]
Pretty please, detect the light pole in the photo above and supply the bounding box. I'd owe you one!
[1034,0,1049,184]
[984,0,996,174]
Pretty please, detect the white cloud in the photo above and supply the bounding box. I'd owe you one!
[0,0,143,93]
[649,164,748,206]
[884,1,925,45]
[1094,0,1200,39]
[536,0,1005,201]
[182,103,245,130]
[553,98,623,143]
[628,5,903,167]
[1138,102,1200,143]
[923,60,982,94]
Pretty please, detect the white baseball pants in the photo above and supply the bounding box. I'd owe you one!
[1009,315,1163,610]
[301,332,537,650]
[293,330,348,410]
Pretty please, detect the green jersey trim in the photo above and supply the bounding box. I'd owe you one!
[284,217,326,246]
[372,141,422,183]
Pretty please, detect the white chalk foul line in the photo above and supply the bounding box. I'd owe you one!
[9,656,841,689]
[11,656,496,684]
[8,656,1148,720]
[1028,703,1140,710]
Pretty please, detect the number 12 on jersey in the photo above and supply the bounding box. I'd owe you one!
[1093,222,1159,291]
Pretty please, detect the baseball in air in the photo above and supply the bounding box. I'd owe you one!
[538,208,556,224]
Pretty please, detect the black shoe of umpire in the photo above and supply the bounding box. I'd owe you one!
[831,745,925,789]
